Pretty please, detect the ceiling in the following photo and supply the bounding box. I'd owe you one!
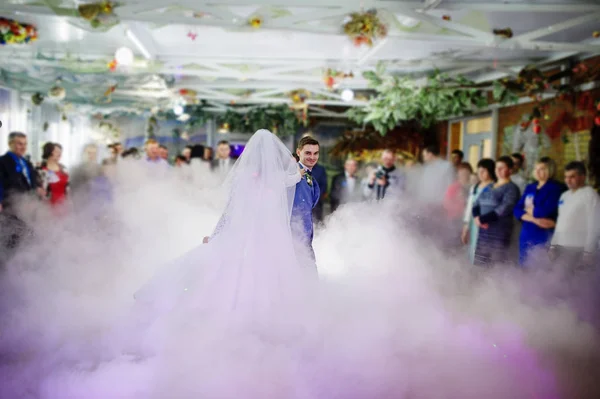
[0,0,599,118]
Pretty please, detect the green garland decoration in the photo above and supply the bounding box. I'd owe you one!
[216,105,301,137]
[152,103,300,137]
[348,63,488,135]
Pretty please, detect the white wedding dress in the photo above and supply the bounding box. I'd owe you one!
[133,130,317,329]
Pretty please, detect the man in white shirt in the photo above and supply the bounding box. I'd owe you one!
[210,140,235,177]
[549,161,600,266]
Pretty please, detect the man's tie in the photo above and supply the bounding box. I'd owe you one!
[19,158,31,187]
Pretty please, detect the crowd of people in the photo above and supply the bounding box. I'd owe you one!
[1,129,599,271]
[323,146,600,270]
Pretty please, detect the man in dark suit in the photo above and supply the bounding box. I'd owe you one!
[0,132,42,212]
[0,132,44,263]
[210,140,235,177]
[330,158,361,212]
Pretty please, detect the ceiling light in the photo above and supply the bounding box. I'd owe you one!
[115,47,134,66]
[173,104,184,115]
[341,88,354,102]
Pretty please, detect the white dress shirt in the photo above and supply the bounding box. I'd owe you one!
[551,186,600,252]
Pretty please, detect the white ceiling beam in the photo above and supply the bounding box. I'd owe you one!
[512,12,600,43]
[113,1,164,15]
[117,89,366,107]
[430,2,600,12]
[271,7,352,25]
[126,22,158,60]
[356,38,389,66]
[250,89,288,98]
[391,4,496,42]
[171,1,244,22]
[307,106,348,118]
[309,89,345,100]
[516,41,600,53]
[193,88,239,100]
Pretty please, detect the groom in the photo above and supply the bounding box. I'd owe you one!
[291,136,321,262]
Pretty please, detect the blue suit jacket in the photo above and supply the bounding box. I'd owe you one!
[291,165,320,247]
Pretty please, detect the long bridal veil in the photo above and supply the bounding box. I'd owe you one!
[133,129,311,326]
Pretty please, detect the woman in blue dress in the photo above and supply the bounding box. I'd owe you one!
[472,156,521,266]
[513,157,564,266]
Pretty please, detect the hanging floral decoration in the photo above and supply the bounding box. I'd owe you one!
[323,69,354,90]
[492,28,513,39]
[0,18,38,45]
[48,79,66,100]
[249,16,262,29]
[178,89,199,104]
[31,92,44,105]
[95,84,117,104]
[77,1,119,30]
[343,10,387,47]
[108,59,118,72]
[593,31,600,39]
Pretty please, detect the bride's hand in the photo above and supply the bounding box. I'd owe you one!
[298,166,306,178]
[202,236,209,244]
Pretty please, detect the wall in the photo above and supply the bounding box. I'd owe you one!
[496,87,600,176]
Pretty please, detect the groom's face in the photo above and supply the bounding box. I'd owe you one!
[297,144,319,169]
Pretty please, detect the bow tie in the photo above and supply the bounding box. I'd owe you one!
[305,169,312,176]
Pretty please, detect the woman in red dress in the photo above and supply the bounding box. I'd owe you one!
[40,142,69,206]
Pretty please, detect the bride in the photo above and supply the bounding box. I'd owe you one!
[133,128,317,333]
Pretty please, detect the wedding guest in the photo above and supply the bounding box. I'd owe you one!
[145,139,167,165]
[549,161,600,267]
[70,143,103,211]
[0,132,43,212]
[330,158,361,212]
[419,145,455,205]
[211,140,235,176]
[175,155,188,167]
[159,145,169,162]
[472,156,521,266]
[462,159,496,264]
[40,142,69,207]
[182,145,193,162]
[365,149,405,200]
[443,162,473,220]
[121,147,140,159]
[0,132,44,262]
[450,149,464,168]
[510,153,527,194]
[514,157,564,266]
